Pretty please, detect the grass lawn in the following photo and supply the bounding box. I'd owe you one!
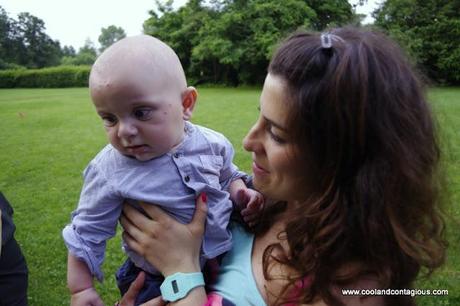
[0,87,458,305]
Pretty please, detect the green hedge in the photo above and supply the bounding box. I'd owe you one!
[0,66,91,88]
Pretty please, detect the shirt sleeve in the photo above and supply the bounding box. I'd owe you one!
[62,161,123,281]
[219,138,249,191]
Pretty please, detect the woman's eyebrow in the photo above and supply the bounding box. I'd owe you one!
[258,102,288,131]
[263,115,287,132]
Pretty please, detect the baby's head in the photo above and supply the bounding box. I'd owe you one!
[89,35,197,161]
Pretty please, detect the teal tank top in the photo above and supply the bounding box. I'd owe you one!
[208,222,266,305]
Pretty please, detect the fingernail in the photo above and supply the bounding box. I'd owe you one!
[201,192,207,203]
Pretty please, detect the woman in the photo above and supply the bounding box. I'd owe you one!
[118,27,447,306]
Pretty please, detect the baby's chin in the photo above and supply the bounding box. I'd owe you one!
[120,146,166,162]
[133,154,160,162]
[130,151,165,162]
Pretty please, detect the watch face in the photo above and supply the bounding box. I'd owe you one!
[172,280,179,294]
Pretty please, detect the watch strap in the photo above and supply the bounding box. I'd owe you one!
[160,272,205,302]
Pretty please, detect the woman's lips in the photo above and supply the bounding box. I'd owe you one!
[252,161,269,176]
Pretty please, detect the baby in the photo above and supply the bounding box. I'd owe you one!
[62,35,263,306]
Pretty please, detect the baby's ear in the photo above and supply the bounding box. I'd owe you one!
[182,87,198,120]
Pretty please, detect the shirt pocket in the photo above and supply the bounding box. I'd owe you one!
[199,155,223,188]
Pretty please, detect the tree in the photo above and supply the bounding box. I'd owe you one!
[192,0,317,84]
[0,7,10,61]
[98,25,126,52]
[16,12,61,68]
[143,0,356,85]
[73,38,97,65]
[60,45,77,66]
[144,0,214,83]
[373,0,460,84]
[62,45,76,57]
[304,0,355,30]
[0,6,26,68]
[0,7,61,69]
[62,38,97,65]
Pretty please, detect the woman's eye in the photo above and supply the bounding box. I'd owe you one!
[102,116,117,127]
[266,125,286,144]
[270,130,286,144]
[133,108,153,121]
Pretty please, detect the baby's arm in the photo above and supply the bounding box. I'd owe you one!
[229,179,264,226]
[67,253,103,306]
[63,159,122,305]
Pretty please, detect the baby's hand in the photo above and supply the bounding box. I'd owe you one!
[70,287,104,306]
[235,188,264,227]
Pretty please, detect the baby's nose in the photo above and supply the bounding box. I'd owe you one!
[117,121,138,138]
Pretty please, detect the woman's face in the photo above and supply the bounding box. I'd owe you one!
[243,73,308,202]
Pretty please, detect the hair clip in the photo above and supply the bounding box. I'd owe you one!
[320,33,344,49]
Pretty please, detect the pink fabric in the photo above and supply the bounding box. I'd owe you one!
[203,277,312,306]
[284,276,313,306]
[204,292,224,306]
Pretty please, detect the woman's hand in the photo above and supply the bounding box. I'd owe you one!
[120,193,208,276]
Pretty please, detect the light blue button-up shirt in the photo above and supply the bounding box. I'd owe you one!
[62,122,246,281]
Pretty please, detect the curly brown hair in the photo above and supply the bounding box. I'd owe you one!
[259,27,447,306]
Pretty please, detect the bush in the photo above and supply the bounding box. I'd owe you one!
[0,59,26,70]
[0,66,91,88]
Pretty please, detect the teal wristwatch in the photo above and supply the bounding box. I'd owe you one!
[160,272,205,302]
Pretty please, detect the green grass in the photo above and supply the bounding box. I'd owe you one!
[0,87,458,305]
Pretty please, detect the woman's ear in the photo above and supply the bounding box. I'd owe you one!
[182,87,198,120]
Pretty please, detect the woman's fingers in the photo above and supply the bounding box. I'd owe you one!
[121,205,159,256]
[120,213,145,239]
[189,192,208,236]
[119,272,146,305]
[139,201,173,224]
[122,204,153,231]
[121,229,142,256]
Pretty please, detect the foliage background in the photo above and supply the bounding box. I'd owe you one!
[1,0,459,85]
[0,66,90,88]
[373,0,460,84]
[143,0,358,85]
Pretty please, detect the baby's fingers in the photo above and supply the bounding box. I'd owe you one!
[241,201,263,216]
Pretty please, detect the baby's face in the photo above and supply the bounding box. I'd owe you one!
[90,73,186,161]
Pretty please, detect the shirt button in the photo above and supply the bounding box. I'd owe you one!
[184,175,190,182]
[173,153,180,158]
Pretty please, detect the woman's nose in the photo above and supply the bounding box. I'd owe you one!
[117,120,138,138]
[243,121,262,153]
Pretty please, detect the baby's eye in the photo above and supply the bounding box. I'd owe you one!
[133,108,153,121]
[102,115,117,127]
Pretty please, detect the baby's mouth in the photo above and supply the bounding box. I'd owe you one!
[125,145,149,154]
